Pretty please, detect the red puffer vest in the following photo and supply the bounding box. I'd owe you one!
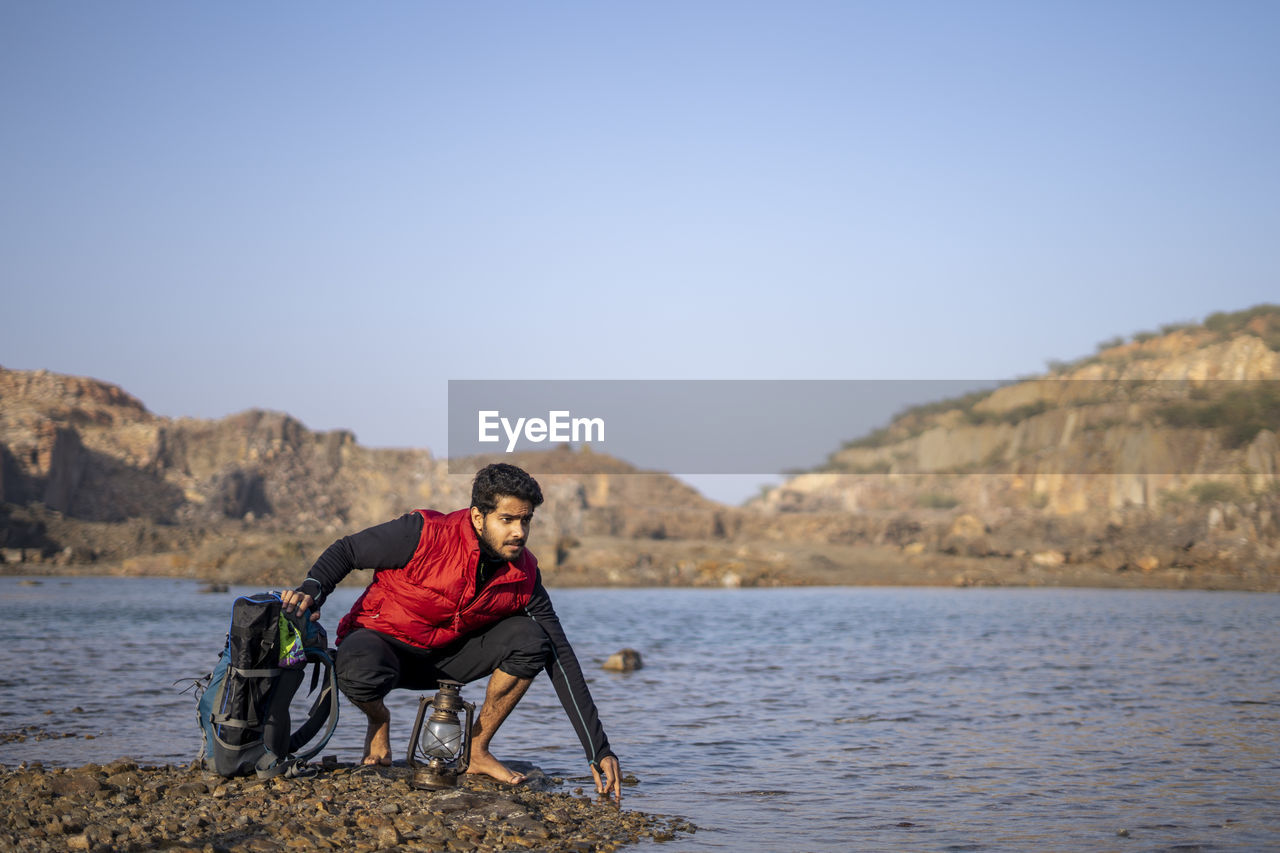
[335,508,538,649]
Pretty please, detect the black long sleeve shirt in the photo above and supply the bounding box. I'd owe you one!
[301,512,615,767]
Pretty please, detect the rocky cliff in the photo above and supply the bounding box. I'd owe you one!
[3,305,1279,591]
[751,305,1280,589]
[0,366,729,587]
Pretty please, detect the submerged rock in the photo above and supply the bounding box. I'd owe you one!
[0,760,691,852]
[602,649,644,672]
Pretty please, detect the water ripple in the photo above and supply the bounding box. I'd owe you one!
[2,580,1279,851]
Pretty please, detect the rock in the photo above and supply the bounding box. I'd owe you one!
[478,797,528,820]
[602,649,643,672]
[171,780,209,797]
[430,790,486,812]
[1136,554,1160,572]
[948,514,987,539]
[1031,550,1066,567]
[49,773,103,797]
[376,823,403,848]
[506,816,552,838]
[106,771,142,791]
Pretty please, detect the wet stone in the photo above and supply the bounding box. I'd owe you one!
[0,761,693,853]
[403,811,440,828]
[49,773,104,797]
[507,816,552,838]
[430,790,487,812]
[171,780,210,797]
[480,797,528,819]
[376,823,403,848]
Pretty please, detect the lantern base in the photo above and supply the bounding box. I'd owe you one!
[412,766,461,790]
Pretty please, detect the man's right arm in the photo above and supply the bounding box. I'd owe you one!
[282,512,423,616]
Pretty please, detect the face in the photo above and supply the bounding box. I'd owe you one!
[470,495,534,561]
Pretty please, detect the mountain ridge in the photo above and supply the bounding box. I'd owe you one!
[2,304,1278,591]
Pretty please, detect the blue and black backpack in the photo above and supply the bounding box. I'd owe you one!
[193,591,340,778]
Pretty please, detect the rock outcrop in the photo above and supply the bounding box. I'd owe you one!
[751,305,1280,589]
[0,366,725,587]
[3,305,1279,591]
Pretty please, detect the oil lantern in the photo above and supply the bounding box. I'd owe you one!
[407,679,475,789]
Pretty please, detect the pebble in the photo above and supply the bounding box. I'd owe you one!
[0,760,693,852]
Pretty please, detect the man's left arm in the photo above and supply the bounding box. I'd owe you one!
[524,581,622,802]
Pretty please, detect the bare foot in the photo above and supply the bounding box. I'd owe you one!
[363,733,392,766]
[356,699,393,766]
[465,747,526,785]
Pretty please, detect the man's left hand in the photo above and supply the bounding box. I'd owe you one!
[591,755,622,803]
[281,589,320,622]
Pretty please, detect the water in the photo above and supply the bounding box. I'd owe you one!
[2,577,1279,851]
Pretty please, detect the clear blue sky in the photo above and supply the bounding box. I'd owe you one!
[3,2,1278,502]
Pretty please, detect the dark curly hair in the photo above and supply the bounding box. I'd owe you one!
[470,463,544,514]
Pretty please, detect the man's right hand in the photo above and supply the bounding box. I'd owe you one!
[592,755,622,803]
[280,588,320,621]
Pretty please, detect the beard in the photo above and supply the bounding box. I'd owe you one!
[478,521,525,561]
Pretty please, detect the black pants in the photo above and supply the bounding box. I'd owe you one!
[334,616,552,704]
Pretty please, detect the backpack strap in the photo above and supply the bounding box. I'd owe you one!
[287,648,340,764]
[229,667,284,678]
[209,715,255,729]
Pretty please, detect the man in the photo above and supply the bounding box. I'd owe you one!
[280,463,622,800]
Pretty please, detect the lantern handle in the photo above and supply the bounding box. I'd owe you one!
[406,693,433,767]
[455,700,476,775]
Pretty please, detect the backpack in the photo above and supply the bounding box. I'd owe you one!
[193,591,340,778]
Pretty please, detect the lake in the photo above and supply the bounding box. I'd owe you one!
[1,577,1278,851]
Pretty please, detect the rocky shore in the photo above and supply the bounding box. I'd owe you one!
[0,760,693,853]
